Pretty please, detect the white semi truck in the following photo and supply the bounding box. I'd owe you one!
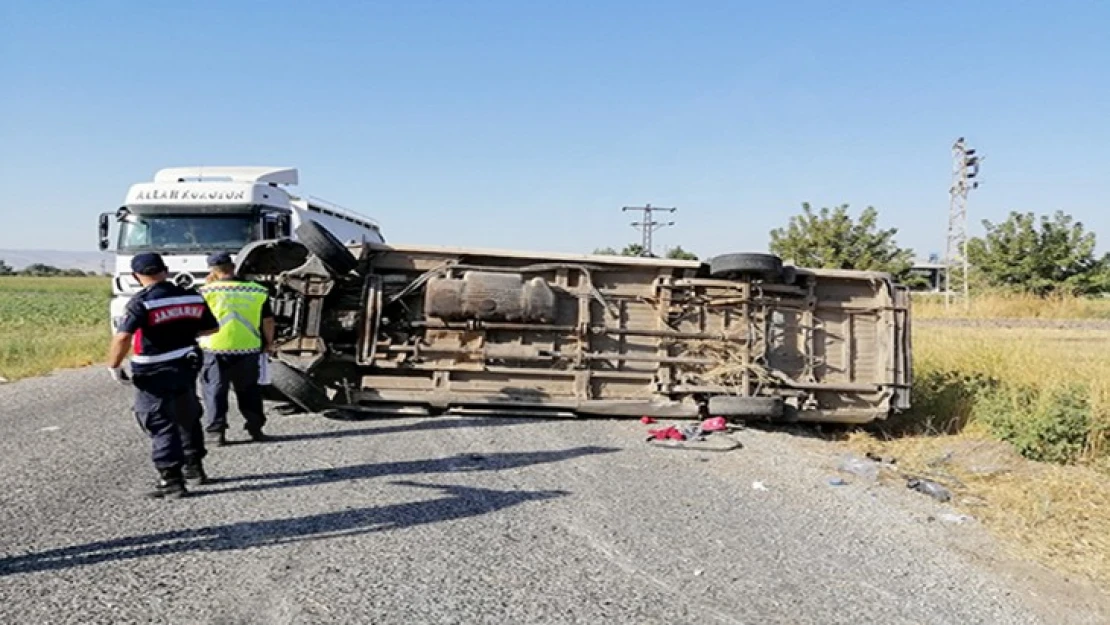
[97,166,385,331]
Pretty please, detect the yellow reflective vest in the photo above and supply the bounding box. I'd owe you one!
[197,279,269,354]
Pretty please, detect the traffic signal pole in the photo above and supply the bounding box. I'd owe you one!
[945,137,982,310]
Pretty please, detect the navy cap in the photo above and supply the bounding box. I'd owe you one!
[207,252,234,267]
[131,252,168,275]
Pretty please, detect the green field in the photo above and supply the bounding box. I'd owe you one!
[0,276,112,380]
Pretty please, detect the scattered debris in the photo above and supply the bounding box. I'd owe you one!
[907,477,952,502]
[865,451,896,465]
[837,454,882,482]
[693,569,704,577]
[647,425,685,441]
[644,418,742,451]
[938,512,973,524]
[640,416,656,424]
[647,434,741,452]
[39,426,60,432]
[700,416,727,432]
[827,477,847,486]
[752,481,769,491]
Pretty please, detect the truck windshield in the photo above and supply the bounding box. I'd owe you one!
[118,215,255,252]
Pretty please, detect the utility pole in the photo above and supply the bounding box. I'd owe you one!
[622,203,676,257]
[945,137,982,309]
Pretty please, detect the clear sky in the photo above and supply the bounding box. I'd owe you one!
[1,1,1107,259]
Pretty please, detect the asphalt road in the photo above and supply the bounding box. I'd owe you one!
[1,368,1106,625]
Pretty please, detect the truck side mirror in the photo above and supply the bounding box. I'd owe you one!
[98,213,111,250]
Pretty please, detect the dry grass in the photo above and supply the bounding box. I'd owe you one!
[848,322,1110,589]
[688,313,1110,585]
[913,291,1110,320]
[903,325,1109,461]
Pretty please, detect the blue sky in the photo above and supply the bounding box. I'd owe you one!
[1,1,1107,259]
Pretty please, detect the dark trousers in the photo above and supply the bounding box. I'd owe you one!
[200,352,266,433]
[132,364,206,471]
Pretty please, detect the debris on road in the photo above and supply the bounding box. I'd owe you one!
[907,477,952,502]
[837,454,883,482]
[828,477,848,486]
[752,481,769,491]
[39,426,60,432]
[700,416,727,432]
[640,416,656,424]
[938,513,974,524]
[647,425,685,441]
[644,418,742,451]
[865,451,896,465]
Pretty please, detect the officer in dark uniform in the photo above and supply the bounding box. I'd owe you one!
[107,252,220,499]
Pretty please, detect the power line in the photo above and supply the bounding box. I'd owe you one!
[945,136,983,309]
[622,203,676,257]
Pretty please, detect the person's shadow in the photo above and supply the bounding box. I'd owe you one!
[204,446,617,496]
[0,481,567,577]
[0,445,618,578]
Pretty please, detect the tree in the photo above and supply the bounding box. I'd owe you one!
[966,210,1110,296]
[20,263,63,276]
[0,259,12,276]
[664,246,698,261]
[592,243,651,257]
[594,243,698,259]
[768,203,915,279]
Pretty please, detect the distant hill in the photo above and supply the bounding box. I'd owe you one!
[0,250,113,274]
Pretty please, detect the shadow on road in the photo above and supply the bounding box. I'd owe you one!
[251,416,552,444]
[0,481,567,577]
[204,446,618,496]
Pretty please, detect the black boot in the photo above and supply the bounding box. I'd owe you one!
[147,467,188,499]
[183,458,210,486]
[206,430,227,447]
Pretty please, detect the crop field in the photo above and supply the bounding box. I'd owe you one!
[0,276,111,380]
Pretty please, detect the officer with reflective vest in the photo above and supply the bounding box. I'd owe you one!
[197,252,275,445]
[107,252,220,499]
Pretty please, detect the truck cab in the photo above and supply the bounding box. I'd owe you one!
[98,166,384,331]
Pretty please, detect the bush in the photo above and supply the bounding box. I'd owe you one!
[974,383,1093,464]
[885,359,1100,465]
[882,368,997,435]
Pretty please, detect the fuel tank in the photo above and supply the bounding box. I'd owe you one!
[424,271,557,323]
